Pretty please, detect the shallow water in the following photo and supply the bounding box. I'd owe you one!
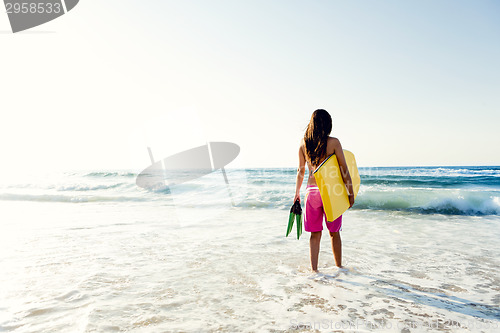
[1,168,499,332]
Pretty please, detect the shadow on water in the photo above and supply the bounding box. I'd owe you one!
[318,270,500,322]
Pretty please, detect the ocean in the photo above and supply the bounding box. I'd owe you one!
[1,166,499,332]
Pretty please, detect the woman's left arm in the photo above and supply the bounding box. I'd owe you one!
[294,144,306,203]
[333,139,355,208]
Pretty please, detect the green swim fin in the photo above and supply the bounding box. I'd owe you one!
[296,213,303,239]
[287,200,302,239]
[286,211,295,237]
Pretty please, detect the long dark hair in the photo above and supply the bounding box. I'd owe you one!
[304,109,332,167]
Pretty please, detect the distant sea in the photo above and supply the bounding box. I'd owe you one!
[1,166,499,332]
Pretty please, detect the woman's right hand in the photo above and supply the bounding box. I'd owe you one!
[294,193,300,203]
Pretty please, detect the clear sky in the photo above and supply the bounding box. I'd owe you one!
[1,0,499,173]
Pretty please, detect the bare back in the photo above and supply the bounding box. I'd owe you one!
[300,137,337,187]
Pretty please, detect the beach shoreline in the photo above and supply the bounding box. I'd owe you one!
[0,167,499,332]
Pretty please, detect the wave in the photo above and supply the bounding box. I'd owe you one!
[0,193,149,203]
[233,184,500,216]
[56,183,130,191]
[359,175,500,188]
[84,172,137,178]
[353,190,500,216]
[358,166,500,178]
[1,188,499,216]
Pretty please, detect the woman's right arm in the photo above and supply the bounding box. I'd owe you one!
[294,144,306,203]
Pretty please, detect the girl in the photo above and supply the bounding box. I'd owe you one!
[294,109,354,272]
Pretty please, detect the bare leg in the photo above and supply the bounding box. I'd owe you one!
[310,231,322,272]
[329,231,342,267]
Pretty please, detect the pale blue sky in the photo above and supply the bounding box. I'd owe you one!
[1,0,499,173]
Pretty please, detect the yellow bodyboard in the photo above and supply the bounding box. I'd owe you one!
[313,150,361,222]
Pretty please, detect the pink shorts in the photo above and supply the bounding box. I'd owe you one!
[304,186,342,233]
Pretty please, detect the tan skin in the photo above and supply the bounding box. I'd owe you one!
[294,137,354,272]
